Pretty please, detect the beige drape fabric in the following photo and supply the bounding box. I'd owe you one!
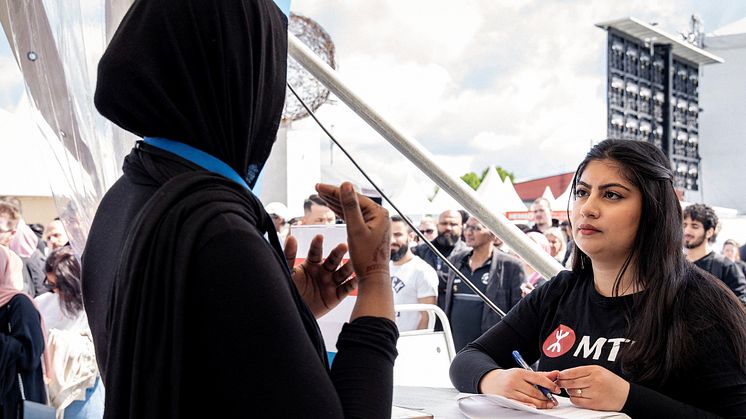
[46,328,98,417]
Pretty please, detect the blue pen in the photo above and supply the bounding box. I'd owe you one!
[512,350,558,404]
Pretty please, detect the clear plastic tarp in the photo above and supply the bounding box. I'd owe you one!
[0,0,135,255]
[0,1,564,279]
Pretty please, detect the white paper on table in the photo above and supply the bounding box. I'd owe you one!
[289,224,353,353]
[457,393,630,419]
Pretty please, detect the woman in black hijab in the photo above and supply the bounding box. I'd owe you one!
[82,1,398,418]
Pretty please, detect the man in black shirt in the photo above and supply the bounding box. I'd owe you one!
[683,203,746,305]
[445,216,524,351]
[413,209,469,311]
[723,239,746,279]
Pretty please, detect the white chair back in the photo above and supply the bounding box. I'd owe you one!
[393,304,456,388]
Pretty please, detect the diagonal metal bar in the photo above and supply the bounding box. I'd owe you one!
[288,33,566,281]
[288,82,507,318]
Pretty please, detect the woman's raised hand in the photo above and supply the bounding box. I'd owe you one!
[315,182,390,279]
[283,234,356,319]
[315,182,394,321]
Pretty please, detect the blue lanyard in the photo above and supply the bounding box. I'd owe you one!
[273,0,290,16]
[143,137,250,191]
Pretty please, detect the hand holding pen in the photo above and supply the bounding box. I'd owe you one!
[478,352,560,409]
[512,350,559,405]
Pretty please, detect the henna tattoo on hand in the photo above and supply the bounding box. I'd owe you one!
[371,226,389,264]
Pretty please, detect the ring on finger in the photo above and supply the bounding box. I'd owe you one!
[573,388,583,397]
[322,262,337,273]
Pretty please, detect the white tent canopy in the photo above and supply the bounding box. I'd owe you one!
[475,166,508,214]
[473,168,528,214]
[502,177,529,212]
[552,182,573,211]
[384,172,435,216]
[541,186,555,207]
[429,188,462,215]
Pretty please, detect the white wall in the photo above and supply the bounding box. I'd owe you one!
[259,123,321,218]
[696,32,746,213]
[286,127,322,217]
[715,215,746,251]
[16,196,58,225]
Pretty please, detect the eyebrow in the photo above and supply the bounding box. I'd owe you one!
[577,180,632,192]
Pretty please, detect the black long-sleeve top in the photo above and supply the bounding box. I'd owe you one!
[0,295,46,419]
[85,0,400,414]
[21,250,48,298]
[82,146,398,418]
[450,270,746,418]
[693,251,746,306]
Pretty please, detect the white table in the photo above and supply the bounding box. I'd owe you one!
[393,386,467,419]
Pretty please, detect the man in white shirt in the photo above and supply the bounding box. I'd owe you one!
[390,216,438,331]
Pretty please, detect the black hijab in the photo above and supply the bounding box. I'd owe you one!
[91,1,305,417]
[95,0,287,187]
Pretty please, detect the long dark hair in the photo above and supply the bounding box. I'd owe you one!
[44,247,84,317]
[568,139,746,382]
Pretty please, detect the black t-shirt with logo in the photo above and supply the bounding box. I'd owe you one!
[506,270,635,376]
[450,270,746,418]
[450,254,492,351]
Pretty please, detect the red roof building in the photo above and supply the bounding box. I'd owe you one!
[513,172,574,202]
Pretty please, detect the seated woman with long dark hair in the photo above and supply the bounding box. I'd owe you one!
[450,139,746,417]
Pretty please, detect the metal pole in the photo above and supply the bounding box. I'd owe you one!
[288,34,565,280]
[288,82,508,318]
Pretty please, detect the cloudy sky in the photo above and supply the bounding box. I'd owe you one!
[286,0,746,192]
[2,1,745,196]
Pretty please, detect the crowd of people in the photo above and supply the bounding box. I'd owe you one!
[4,1,746,417]
[0,197,103,418]
[256,140,746,418]
[5,153,744,419]
[262,186,746,360]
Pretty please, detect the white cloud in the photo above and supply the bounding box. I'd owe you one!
[1,0,742,198]
[0,56,24,109]
[297,0,485,64]
[288,0,717,189]
[0,56,22,85]
[470,131,521,152]
[431,154,475,182]
[336,54,454,134]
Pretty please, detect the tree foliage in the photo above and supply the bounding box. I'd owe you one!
[460,172,481,190]
[461,166,515,190]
